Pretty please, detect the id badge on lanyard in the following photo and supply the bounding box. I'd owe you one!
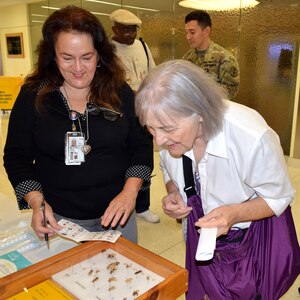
[65,132,85,165]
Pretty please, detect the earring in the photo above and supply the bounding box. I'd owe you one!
[97,62,101,68]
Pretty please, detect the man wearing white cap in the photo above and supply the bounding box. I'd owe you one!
[110,9,159,223]
[110,9,156,92]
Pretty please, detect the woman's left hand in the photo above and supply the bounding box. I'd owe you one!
[195,205,238,237]
[101,189,137,228]
[195,197,274,237]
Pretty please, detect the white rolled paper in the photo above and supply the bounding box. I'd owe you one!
[195,227,217,261]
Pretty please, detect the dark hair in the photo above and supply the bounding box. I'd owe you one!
[25,5,125,110]
[185,10,212,29]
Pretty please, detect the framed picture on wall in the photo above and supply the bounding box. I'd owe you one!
[5,32,24,58]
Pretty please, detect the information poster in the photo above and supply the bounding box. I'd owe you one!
[0,76,22,110]
[0,250,31,278]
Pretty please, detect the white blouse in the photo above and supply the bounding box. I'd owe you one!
[159,100,294,230]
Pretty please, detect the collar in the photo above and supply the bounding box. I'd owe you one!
[206,128,228,159]
[183,124,228,163]
[194,40,214,53]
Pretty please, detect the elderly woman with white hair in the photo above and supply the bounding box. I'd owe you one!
[135,59,300,300]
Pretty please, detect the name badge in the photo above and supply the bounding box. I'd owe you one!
[65,132,85,165]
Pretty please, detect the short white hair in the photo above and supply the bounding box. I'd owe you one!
[135,59,227,140]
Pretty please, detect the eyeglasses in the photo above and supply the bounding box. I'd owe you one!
[86,103,123,122]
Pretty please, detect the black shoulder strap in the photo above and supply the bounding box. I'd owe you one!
[139,37,149,71]
[182,155,197,198]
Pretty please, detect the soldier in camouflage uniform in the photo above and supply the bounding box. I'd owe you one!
[183,10,240,99]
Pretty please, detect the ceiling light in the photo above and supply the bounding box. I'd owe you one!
[41,6,60,10]
[85,0,119,7]
[31,14,47,17]
[123,5,159,12]
[178,0,259,10]
[90,11,110,16]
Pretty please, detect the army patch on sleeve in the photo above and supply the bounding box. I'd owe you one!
[230,66,238,77]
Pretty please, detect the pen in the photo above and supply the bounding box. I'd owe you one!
[41,199,49,249]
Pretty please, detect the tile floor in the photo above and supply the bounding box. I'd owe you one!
[0,111,299,299]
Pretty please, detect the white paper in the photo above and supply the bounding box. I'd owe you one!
[56,219,121,243]
[195,227,217,261]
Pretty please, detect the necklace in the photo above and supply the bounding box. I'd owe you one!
[62,85,91,155]
[80,112,92,155]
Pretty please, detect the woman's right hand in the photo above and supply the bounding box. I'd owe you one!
[30,200,61,238]
[162,190,192,219]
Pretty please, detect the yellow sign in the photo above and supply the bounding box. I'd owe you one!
[0,76,23,110]
[7,280,73,300]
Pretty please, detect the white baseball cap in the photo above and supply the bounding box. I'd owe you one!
[110,9,142,27]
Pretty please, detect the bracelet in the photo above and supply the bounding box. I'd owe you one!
[27,194,44,208]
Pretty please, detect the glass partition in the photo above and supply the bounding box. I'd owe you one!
[27,0,300,156]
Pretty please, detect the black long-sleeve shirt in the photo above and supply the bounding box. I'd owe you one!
[4,83,153,219]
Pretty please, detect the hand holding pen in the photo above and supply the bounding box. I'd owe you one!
[27,193,62,244]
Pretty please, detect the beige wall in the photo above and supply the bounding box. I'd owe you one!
[0,4,33,78]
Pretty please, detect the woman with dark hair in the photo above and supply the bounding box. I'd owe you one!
[4,5,153,243]
[135,59,299,299]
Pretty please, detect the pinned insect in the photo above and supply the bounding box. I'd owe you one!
[124,263,132,269]
[92,276,99,283]
[107,261,120,274]
[125,277,133,284]
[107,253,116,259]
[108,277,117,283]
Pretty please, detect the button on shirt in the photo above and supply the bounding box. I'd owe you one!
[160,100,294,232]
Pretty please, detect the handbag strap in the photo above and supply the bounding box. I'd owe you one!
[139,37,149,71]
[182,155,197,198]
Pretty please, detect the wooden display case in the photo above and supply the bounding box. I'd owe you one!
[0,237,188,299]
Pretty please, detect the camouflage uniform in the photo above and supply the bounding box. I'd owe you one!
[182,42,240,99]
